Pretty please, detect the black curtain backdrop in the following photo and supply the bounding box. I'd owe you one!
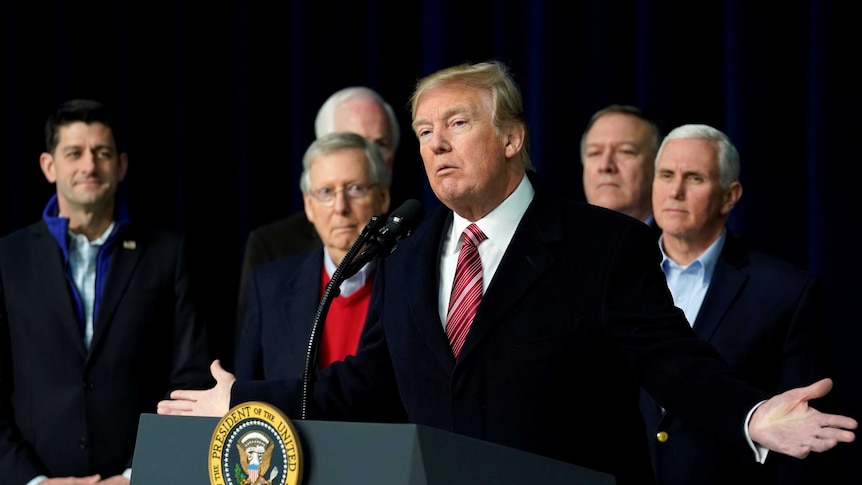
[2,1,859,480]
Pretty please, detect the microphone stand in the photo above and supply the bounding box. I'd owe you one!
[299,215,385,420]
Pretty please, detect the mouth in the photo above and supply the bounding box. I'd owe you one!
[435,163,457,176]
[662,208,686,215]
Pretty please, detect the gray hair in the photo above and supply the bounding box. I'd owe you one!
[656,123,740,188]
[299,132,392,194]
[314,86,401,151]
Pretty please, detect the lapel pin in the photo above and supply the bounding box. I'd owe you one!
[122,240,137,250]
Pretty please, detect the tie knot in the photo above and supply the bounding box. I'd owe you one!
[463,224,487,248]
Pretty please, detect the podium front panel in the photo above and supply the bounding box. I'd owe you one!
[130,413,615,484]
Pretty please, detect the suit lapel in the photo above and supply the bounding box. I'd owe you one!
[692,233,749,342]
[282,251,325,360]
[33,224,89,358]
[401,208,458,369]
[459,190,561,361]
[89,231,146,354]
[400,185,562,366]
[659,232,748,428]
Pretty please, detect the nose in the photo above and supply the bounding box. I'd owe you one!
[428,130,452,155]
[79,150,97,173]
[668,177,685,199]
[332,190,349,214]
[597,152,617,173]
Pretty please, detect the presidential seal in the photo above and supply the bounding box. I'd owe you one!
[208,401,303,485]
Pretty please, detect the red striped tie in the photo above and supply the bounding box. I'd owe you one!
[446,224,487,358]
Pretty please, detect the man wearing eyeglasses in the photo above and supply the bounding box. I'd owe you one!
[232,132,403,419]
[234,87,402,358]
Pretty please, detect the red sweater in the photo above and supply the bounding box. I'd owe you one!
[318,265,374,369]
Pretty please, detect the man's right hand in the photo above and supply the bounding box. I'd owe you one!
[41,475,100,484]
[156,359,234,417]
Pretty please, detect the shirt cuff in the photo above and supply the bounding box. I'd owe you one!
[745,400,770,464]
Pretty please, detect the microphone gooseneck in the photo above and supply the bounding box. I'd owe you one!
[299,214,383,420]
[299,200,425,419]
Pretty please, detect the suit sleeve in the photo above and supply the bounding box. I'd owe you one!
[778,275,832,392]
[168,235,216,392]
[233,268,265,380]
[0,254,48,483]
[231,271,406,423]
[236,229,267,345]
[776,275,836,482]
[604,221,769,455]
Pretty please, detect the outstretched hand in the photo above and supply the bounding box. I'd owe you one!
[157,359,234,417]
[97,475,130,485]
[42,476,101,484]
[750,378,857,458]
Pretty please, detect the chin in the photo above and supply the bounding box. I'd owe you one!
[592,198,622,211]
[335,238,357,250]
[657,224,684,236]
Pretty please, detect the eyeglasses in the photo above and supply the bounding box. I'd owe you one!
[308,183,377,206]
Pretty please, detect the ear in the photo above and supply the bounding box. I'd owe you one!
[118,152,129,181]
[39,152,57,183]
[302,193,315,223]
[721,181,743,215]
[503,124,526,159]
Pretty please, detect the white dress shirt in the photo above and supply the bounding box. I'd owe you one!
[438,174,535,328]
[323,246,374,298]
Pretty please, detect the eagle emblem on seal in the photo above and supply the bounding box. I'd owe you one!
[209,402,301,485]
[237,430,277,485]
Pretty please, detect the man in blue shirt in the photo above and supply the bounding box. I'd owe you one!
[0,99,213,485]
[645,123,834,484]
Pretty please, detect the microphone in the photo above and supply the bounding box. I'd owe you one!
[347,199,425,274]
[300,199,424,419]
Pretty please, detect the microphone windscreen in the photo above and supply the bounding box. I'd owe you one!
[389,199,425,233]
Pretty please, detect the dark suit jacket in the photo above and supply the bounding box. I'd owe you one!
[0,221,213,483]
[640,231,832,485]
[235,249,371,378]
[232,175,769,485]
[647,215,662,239]
[235,212,321,346]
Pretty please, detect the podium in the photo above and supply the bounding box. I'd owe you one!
[130,413,615,484]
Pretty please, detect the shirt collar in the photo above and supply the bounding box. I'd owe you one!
[447,173,535,255]
[68,221,116,247]
[323,245,373,289]
[659,228,726,284]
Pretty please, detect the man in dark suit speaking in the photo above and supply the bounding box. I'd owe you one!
[159,61,856,485]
